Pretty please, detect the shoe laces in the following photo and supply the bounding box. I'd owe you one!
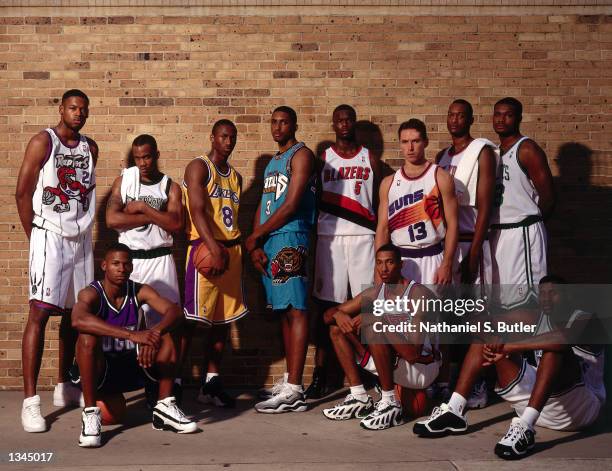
[333,393,356,407]
[24,403,42,419]
[166,400,188,422]
[83,411,101,434]
[270,378,286,397]
[372,398,395,415]
[428,403,449,421]
[503,419,528,442]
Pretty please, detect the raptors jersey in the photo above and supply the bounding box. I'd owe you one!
[184,155,241,242]
[318,146,375,235]
[438,147,477,234]
[388,164,445,249]
[32,128,95,237]
[90,279,141,355]
[492,136,541,225]
[119,173,173,250]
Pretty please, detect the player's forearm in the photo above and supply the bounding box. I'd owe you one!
[441,223,458,269]
[15,195,34,240]
[469,210,491,260]
[151,306,182,334]
[72,312,133,340]
[192,212,222,254]
[374,225,390,250]
[140,205,183,233]
[107,211,151,231]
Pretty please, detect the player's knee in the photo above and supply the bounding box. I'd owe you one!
[329,325,343,340]
[77,333,97,352]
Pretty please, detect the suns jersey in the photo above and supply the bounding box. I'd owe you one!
[260,142,316,235]
[183,155,241,242]
[90,280,141,355]
[317,146,375,236]
[388,164,445,249]
[118,174,173,250]
[492,136,541,225]
[438,147,477,234]
[32,128,96,238]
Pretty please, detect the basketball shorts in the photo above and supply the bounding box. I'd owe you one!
[452,239,493,300]
[131,252,180,328]
[357,349,440,389]
[490,221,547,310]
[184,242,248,325]
[496,358,603,431]
[28,226,94,312]
[262,231,310,312]
[399,244,444,285]
[313,234,374,303]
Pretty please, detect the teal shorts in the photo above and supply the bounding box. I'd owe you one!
[262,231,310,311]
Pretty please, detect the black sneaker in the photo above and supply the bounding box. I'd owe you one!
[197,376,235,408]
[413,403,468,437]
[494,417,536,460]
[304,368,326,400]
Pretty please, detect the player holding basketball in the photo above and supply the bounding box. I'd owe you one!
[490,97,555,310]
[72,243,197,448]
[322,244,441,430]
[106,134,184,405]
[306,104,381,399]
[15,89,97,432]
[414,276,605,460]
[183,119,247,407]
[247,106,316,413]
[375,119,458,286]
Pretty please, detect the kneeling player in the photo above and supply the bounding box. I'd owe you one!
[72,244,197,448]
[322,244,441,430]
[414,275,605,460]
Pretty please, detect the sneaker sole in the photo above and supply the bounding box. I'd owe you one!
[414,424,468,437]
[494,443,534,460]
[78,437,102,448]
[22,424,46,433]
[255,402,308,414]
[152,413,198,434]
[360,415,404,431]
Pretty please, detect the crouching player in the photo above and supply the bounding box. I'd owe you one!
[72,243,197,447]
[414,275,605,460]
[322,244,441,430]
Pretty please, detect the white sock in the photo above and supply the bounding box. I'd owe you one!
[206,372,219,383]
[520,407,540,429]
[283,372,289,383]
[448,392,467,415]
[349,385,368,401]
[286,382,303,393]
[381,389,396,402]
[174,378,182,386]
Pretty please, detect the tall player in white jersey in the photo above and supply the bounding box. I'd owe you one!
[490,97,555,309]
[106,134,184,402]
[306,104,381,399]
[15,89,98,432]
[376,119,458,286]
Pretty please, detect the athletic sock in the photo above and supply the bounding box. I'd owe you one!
[381,389,396,403]
[174,378,182,386]
[286,382,303,393]
[283,372,289,383]
[448,392,467,415]
[205,372,219,383]
[520,407,540,430]
[349,385,368,402]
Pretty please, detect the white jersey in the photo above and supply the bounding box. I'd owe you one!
[318,146,375,236]
[118,173,173,250]
[438,146,477,234]
[388,163,445,249]
[533,310,606,403]
[492,136,541,225]
[32,128,96,237]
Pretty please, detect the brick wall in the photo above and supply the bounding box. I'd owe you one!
[1,3,611,389]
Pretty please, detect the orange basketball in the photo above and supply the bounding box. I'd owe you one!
[193,243,229,276]
[395,385,429,419]
[96,393,126,425]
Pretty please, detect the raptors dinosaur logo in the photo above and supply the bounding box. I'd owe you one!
[42,163,94,213]
[270,245,308,285]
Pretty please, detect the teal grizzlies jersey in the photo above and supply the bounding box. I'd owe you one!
[260,142,316,235]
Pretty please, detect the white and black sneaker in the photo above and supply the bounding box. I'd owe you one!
[467,379,488,410]
[257,376,287,400]
[254,384,307,414]
[79,407,102,448]
[152,396,198,434]
[413,403,468,437]
[359,398,404,430]
[322,394,374,421]
[494,417,536,460]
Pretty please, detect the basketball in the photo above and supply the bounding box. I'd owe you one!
[193,243,229,276]
[96,393,127,425]
[395,385,429,419]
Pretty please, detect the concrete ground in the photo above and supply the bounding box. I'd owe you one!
[1,389,611,470]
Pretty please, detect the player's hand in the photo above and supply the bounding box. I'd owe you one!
[130,329,161,350]
[482,343,506,366]
[245,234,259,253]
[250,248,268,277]
[208,246,227,277]
[124,200,146,215]
[352,314,363,333]
[433,263,453,285]
[459,253,479,284]
[334,311,353,335]
[138,344,157,369]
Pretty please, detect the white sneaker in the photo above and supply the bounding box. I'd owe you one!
[257,376,287,400]
[254,384,307,414]
[79,407,102,448]
[359,398,404,430]
[467,379,488,410]
[494,417,536,460]
[22,395,46,433]
[152,396,198,434]
[322,394,374,420]
[53,382,85,407]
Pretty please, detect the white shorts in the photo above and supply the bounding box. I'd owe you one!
[401,252,443,285]
[313,234,374,303]
[490,221,547,309]
[131,253,180,328]
[453,240,493,286]
[29,226,94,310]
[496,358,603,431]
[357,350,440,389]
